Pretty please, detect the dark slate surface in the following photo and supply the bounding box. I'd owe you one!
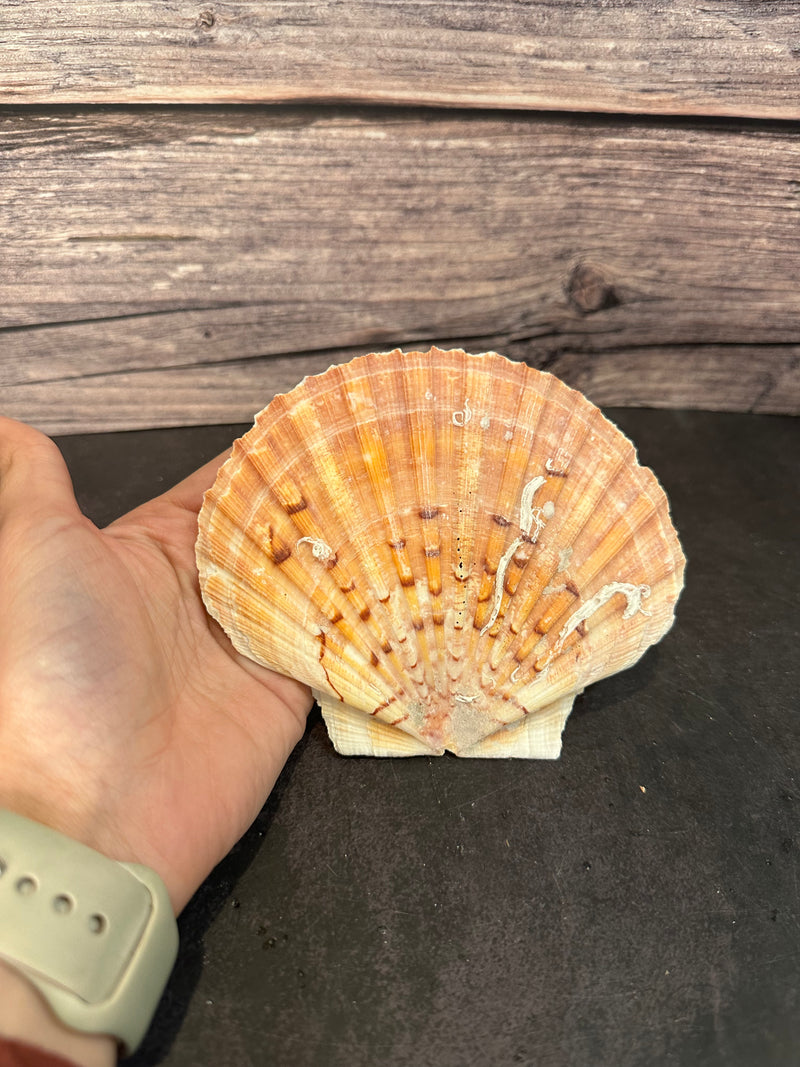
[55,410,799,1067]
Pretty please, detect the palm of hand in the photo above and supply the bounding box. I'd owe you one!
[0,420,311,912]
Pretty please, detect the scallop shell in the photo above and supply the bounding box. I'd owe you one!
[196,348,685,758]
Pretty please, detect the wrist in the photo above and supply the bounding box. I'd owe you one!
[0,809,179,1057]
[0,781,185,916]
[0,958,115,1067]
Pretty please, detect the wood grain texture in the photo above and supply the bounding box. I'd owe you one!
[4,1,800,119]
[7,344,799,436]
[2,108,799,431]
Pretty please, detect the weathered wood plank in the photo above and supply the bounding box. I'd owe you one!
[2,108,800,429]
[6,343,798,436]
[3,1,800,119]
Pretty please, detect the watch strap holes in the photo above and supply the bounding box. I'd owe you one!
[16,875,37,896]
[88,912,108,934]
[52,893,75,914]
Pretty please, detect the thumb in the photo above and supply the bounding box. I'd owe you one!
[0,417,82,528]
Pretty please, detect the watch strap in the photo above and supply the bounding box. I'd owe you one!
[0,809,179,1054]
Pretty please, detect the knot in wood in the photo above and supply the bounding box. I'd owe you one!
[567,263,619,314]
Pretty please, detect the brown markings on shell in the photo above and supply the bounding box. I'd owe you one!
[419,506,440,520]
[283,496,308,515]
[371,695,398,717]
[500,690,530,717]
[317,632,344,702]
[266,526,292,565]
[389,536,415,588]
[504,551,533,596]
[566,578,580,597]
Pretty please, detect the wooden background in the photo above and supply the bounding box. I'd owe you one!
[2,1,799,433]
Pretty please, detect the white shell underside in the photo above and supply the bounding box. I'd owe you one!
[317,691,577,758]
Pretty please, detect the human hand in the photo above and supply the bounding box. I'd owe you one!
[0,417,312,915]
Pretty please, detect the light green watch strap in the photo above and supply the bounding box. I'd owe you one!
[0,809,179,1055]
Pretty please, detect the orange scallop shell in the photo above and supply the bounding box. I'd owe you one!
[196,348,685,757]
